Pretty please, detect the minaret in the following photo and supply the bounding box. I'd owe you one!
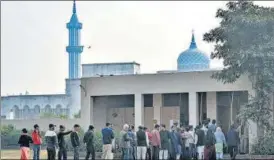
[66,0,83,79]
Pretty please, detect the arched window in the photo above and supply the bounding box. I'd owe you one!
[55,104,62,116]
[12,105,19,119]
[34,105,40,118]
[44,105,52,114]
[23,105,30,119]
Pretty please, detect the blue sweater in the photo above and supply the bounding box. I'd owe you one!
[102,127,114,144]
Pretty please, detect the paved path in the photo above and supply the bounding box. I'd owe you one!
[66,154,274,159]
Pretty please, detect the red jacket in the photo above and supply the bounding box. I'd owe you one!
[32,131,42,145]
[151,129,161,147]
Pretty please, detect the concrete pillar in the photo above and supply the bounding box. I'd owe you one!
[206,92,217,120]
[189,92,198,127]
[153,94,162,125]
[81,95,93,129]
[135,94,144,130]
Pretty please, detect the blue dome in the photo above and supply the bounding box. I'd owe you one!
[177,32,210,72]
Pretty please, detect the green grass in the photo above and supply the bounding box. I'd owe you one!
[1,149,47,159]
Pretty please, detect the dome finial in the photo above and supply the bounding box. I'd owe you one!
[73,0,76,14]
[189,29,197,49]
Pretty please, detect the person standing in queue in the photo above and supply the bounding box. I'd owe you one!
[18,128,33,160]
[227,125,240,160]
[101,122,115,159]
[128,125,137,160]
[170,126,183,160]
[83,125,96,160]
[70,124,81,160]
[144,127,152,160]
[57,125,72,160]
[136,126,148,160]
[32,124,42,160]
[151,124,161,160]
[159,124,170,160]
[196,125,206,160]
[45,124,58,160]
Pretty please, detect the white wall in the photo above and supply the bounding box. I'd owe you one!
[1,94,70,118]
[81,70,251,97]
[66,79,81,118]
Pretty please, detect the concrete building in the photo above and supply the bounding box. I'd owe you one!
[80,70,251,131]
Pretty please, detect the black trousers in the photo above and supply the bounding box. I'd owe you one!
[85,148,95,160]
[228,146,238,160]
[152,146,159,160]
[58,148,67,160]
[146,147,151,160]
[47,148,56,160]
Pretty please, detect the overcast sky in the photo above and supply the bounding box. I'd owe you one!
[1,1,274,95]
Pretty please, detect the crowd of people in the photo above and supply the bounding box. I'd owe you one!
[17,118,240,160]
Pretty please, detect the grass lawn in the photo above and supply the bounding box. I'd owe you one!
[1,149,47,159]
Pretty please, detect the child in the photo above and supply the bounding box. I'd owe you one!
[18,128,33,160]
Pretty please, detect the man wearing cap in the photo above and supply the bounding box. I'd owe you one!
[32,124,42,160]
[57,125,72,160]
[45,124,58,160]
[70,124,81,160]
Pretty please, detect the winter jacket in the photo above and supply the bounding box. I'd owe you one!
[45,130,58,149]
[227,129,240,146]
[170,131,182,155]
[128,131,136,147]
[120,130,131,148]
[136,130,147,146]
[18,134,33,148]
[83,130,95,151]
[102,127,114,145]
[196,129,205,146]
[159,130,170,149]
[57,131,72,149]
[70,131,80,148]
[32,131,42,145]
[204,130,216,147]
[151,129,161,147]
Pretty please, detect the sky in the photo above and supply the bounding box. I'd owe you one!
[1,1,274,95]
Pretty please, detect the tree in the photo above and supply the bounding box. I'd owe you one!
[73,110,81,119]
[203,1,274,154]
[40,112,68,119]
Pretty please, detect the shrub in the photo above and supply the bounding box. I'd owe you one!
[252,130,274,155]
[40,112,68,119]
[1,125,21,149]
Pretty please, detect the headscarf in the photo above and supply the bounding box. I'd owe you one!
[216,127,222,132]
[215,127,223,137]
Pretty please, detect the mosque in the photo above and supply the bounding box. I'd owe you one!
[2,0,272,153]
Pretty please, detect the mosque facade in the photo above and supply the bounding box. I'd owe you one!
[2,1,273,153]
